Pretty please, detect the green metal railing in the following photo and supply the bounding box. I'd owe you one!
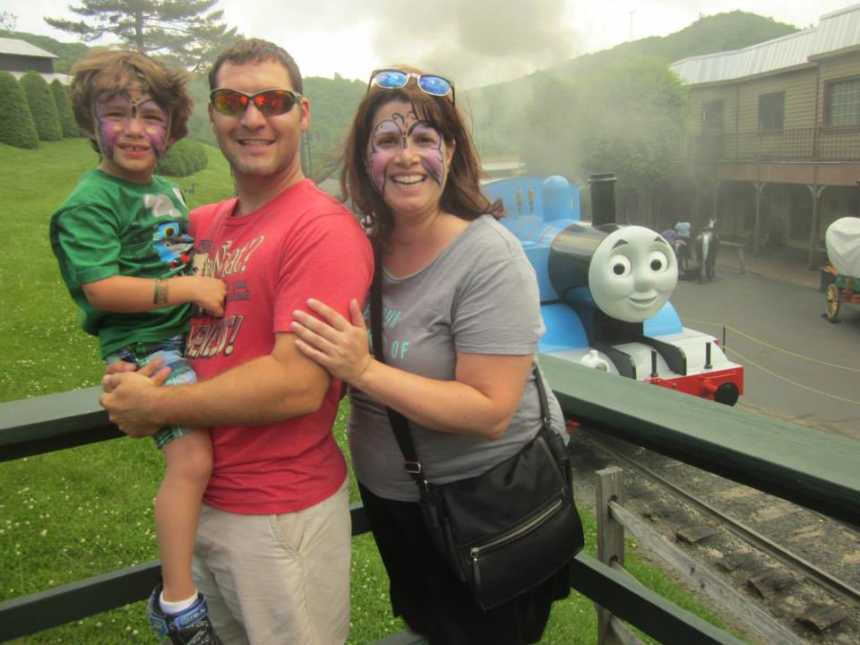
[3,355,858,643]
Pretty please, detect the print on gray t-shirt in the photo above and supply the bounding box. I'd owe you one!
[349,215,565,502]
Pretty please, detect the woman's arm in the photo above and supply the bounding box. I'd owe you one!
[291,298,533,439]
[358,351,533,439]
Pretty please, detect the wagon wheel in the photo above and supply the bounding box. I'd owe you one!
[825,283,841,323]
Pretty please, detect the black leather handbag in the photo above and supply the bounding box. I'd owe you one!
[369,267,585,610]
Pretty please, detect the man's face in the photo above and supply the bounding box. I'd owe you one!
[93,84,170,184]
[209,60,309,182]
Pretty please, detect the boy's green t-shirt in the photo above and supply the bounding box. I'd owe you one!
[50,169,193,359]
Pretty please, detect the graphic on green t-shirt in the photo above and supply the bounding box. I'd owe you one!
[50,169,192,358]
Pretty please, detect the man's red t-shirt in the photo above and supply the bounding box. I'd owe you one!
[188,180,373,514]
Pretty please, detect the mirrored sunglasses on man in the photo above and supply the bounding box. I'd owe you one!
[209,89,302,117]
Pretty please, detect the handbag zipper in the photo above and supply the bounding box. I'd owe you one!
[470,496,564,588]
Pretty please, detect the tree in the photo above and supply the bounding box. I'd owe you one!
[0,72,39,149]
[45,1,238,71]
[19,72,63,142]
[51,79,79,138]
[517,58,686,226]
[157,138,208,176]
[154,10,241,72]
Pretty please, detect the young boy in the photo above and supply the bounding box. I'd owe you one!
[50,50,224,645]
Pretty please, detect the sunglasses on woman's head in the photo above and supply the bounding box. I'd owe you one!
[367,69,455,105]
[209,88,302,117]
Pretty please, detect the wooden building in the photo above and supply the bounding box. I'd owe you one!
[671,4,860,266]
[0,37,69,84]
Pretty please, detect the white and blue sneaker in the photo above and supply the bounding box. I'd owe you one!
[147,585,222,645]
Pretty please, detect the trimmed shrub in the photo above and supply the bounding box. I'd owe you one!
[0,72,39,149]
[51,79,79,138]
[157,138,208,177]
[20,71,62,141]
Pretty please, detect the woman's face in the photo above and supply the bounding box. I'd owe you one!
[365,99,453,219]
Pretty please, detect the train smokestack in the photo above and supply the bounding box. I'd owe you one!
[589,173,616,227]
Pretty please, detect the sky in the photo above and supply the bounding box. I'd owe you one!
[2,0,856,88]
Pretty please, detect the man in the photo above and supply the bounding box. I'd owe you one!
[101,39,374,644]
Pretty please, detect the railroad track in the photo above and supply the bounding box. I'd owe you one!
[570,427,860,642]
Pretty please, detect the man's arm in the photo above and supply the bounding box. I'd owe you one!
[101,332,330,435]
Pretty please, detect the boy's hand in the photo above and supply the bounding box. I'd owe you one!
[103,359,139,393]
[191,277,227,317]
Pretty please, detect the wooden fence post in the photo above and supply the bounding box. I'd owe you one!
[596,466,625,645]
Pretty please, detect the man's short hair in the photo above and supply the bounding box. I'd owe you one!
[70,49,192,152]
[208,39,303,94]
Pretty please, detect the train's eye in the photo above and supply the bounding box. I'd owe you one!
[609,255,631,277]
[648,250,670,272]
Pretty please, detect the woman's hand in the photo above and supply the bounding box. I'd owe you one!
[291,298,373,385]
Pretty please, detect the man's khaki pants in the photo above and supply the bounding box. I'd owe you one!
[192,481,351,644]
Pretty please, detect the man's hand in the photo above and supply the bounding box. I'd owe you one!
[100,361,171,437]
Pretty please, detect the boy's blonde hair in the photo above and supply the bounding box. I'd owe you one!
[70,49,192,152]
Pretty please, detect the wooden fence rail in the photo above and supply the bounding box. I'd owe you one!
[594,467,803,645]
[3,354,859,642]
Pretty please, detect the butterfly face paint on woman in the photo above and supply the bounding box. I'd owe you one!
[366,102,447,196]
[93,91,170,161]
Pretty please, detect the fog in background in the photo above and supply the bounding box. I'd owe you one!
[230,0,579,89]
[5,0,850,185]
[7,0,850,87]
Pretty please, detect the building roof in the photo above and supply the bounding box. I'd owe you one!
[671,4,860,85]
[0,37,58,59]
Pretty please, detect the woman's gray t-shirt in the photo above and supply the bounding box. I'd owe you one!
[349,215,565,502]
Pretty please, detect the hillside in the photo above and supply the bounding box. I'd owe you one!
[558,10,797,75]
[467,11,798,157]
[5,11,799,169]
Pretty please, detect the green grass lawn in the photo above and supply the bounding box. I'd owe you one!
[0,139,732,643]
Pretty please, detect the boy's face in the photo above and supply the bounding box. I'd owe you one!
[93,83,171,184]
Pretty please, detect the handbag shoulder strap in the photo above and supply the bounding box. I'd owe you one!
[532,361,551,429]
[369,245,425,486]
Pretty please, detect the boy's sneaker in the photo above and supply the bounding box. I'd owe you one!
[147,585,222,645]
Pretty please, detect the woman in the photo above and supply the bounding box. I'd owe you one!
[290,67,570,644]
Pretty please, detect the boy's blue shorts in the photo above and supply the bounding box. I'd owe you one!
[105,336,197,449]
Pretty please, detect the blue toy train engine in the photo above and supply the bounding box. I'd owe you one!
[483,173,742,405]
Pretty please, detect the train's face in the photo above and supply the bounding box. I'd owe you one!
[588,226,678,322]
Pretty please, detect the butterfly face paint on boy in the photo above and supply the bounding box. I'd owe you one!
[93,88,171,162]
[366,100,450,197]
